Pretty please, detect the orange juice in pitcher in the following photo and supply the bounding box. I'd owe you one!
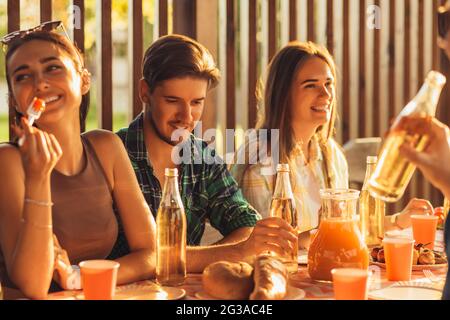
[308,189,369,282]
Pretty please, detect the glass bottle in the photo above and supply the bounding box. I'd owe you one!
[359,156,386,247]
[444,197,449,216]
[443,197,449,226]
[308,189,369,282]
[269,163,299,273]
[156,168,187,286]
[369,71,446,202]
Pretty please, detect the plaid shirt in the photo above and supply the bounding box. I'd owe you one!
[116,113,260,245]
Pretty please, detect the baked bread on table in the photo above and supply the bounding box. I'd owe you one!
[202,255,289,300]
[249,254,288,300]
[202,261,254,299]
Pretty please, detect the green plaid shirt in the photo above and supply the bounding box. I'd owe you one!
[116,113,260,245]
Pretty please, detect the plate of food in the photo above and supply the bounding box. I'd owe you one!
[369,244,448,270]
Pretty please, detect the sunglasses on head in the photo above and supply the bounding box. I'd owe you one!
[1,20,70,48]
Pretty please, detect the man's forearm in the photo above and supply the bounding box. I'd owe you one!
[189,227,253,272]
[186,239,251,273]
[213,227,253,245]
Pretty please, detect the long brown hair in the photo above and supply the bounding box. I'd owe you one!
[256,41,338,189]
[4,31,89,136]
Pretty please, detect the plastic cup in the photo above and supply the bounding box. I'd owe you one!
[79,260,120,300]
[411,215,438,250]
[331,268,371,300]
[382,237,414,281]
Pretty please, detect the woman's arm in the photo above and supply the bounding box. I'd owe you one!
[85,131,156,284]
[0,120,62,299]
[384,198,434,231]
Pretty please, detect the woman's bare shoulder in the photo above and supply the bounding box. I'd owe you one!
[0,143,22,166]
[82,129,122,146]
[0,144,24,185]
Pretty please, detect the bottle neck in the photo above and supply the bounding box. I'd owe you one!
[161,175,182,206]
[400,81,443,118]
[273,171,294,199]
[362,162,376,190]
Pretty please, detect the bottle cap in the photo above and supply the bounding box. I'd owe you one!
[165,168,178,177]
[276,163,290,172]
[366,156,378,164]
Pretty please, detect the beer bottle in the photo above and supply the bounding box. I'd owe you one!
[156,168,187,286]
[369,71,446,202]
[269,163,299,273]
[359,156,385,247]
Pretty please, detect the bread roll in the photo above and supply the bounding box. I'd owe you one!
[250,254,288,300]
[202,261,254,299]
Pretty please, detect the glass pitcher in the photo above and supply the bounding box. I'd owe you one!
[308,189,369,282]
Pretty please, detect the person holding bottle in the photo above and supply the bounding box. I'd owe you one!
[0,22,157,299]
[230,41,433,249]
[116,34,297,273]
[397,1,450,300]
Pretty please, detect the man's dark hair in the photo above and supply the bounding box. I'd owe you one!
[142,34,220,92]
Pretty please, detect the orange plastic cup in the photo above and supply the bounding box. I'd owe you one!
[411,215,438,250]
[382,237,414,281]
[79,260,120,300]
[331,268,371,300]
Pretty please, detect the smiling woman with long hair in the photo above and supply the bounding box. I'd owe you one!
[231,41,433,248]
[0,23,156,299]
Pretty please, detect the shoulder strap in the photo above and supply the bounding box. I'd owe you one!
[81,135,114,193]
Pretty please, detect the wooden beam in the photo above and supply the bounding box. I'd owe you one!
[98,0,113,131]
[359,0,366,138]
[159,0,168,36]
[268,0,276,60]
[326,0,334,55]
[173,0,197,39]
[40,0,52,23]
[403,0,411,210]
[388,0,395,122]
[342,0,350,143]
[7,0,20,141]
[248,0,257,128]
[307,0,315,42]
[73,0,85,53]
[289,0,297,41]
[226,0,236,131]
[373,0,380,137]
[417,0,425,198]
[129,0,143,119]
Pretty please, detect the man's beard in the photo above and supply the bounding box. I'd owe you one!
[148,110,189,146]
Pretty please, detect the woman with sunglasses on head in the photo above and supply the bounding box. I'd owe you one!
[231,41,433,248]
[0,23,156,299]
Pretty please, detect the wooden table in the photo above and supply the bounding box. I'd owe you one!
[3,229,448,300]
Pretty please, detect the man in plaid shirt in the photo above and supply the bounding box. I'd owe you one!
[117,34,297,272]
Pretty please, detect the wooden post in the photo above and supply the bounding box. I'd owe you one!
[7,0,20,141]
[226,0,236,131]
[40,0,52,23]
[129,0,143,119]
[97,0,113,131]
[173,0,197,39]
